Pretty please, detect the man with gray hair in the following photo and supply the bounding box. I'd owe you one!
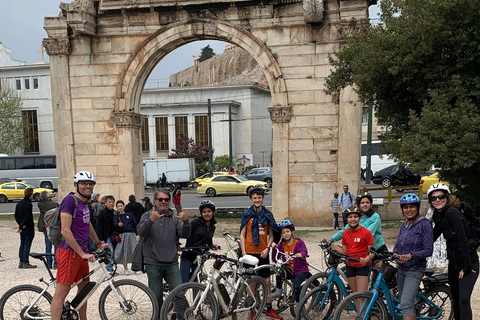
[38,191,59,268]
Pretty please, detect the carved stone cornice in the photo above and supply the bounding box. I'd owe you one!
[112,111,144,129]
[338,18,370,38]
[268,106,292,123]
[42,38,71,56]
[303,0,324,24]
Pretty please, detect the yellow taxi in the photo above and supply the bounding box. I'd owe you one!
[197,174,268,197]
[0,181,55,202]
[419,172,450,194]
[190,172,228,188]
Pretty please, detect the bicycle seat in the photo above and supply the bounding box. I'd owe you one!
[239,255,259,266]
[424,268,434,276]
[29,252,55,259]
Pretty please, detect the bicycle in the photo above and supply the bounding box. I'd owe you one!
[0,249,158,320]
[332,251,452,320]
[295,241,360,320]
[159,252,267,320]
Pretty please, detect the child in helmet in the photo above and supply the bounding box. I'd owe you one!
[269,220,309,309]
[323,207,375,311]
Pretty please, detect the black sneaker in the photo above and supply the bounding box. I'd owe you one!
[170,313,177,320]
[18,262,24,269]
[23,263,37,269]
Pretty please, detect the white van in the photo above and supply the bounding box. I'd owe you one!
[360,141,396,179]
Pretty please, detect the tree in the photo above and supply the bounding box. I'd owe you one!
[213,155,230,171]
[0,85,27,155]
[198,45,215,63]
[169,135,212,171]
[325,0,480,207]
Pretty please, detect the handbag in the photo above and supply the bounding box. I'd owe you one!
[131,237,145,273]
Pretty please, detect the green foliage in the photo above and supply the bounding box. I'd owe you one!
[213,155,230,171]
[169,135,213,172]
[0,86,27,154]
[198,45,215,63]
[325,0,480,206]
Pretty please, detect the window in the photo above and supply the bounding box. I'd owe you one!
[16,79,21,90]
[24,79,30,90]
[175,116,188,142]
[16,183,26,190]
[16,157,35,169]
[33,78,39,89]
[35,157,55,168]
[1,183,15,190]
[155,117,169,151]
[195,115,209,146]
[141,117,150,152]
[0,158,15,170]
[22,110,39,153]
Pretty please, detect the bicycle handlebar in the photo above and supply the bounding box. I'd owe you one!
[319,241,362,263]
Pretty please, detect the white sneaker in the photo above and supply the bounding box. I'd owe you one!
[135,271,143,275]
[267,291,283,299]
[124,269,130,275]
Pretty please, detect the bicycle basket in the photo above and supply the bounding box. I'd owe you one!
[326,250,340,267]
[371,263,398,288]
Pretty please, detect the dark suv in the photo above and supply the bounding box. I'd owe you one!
[244,167,272,188]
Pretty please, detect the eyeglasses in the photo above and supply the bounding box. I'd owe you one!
[429,194,447,201]
[78,181,95,187]
[156,197,170,202]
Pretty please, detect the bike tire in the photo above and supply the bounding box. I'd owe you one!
[271,280,294,316]
[159,282,218,320]
[231,276,267,320]
[295,284,336,320]
[98,279,159,320]
[0,284,53,320]
[332,290,388,320]
[299,271,343,302]
[416,285,453,320]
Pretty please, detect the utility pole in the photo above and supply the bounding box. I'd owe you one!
[208,99,213,176]
[228,103,233,170]
[366,104,373,183]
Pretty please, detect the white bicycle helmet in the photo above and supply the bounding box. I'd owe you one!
[199,200,215,212]
[74,171,96,184]
[427,183,450,196]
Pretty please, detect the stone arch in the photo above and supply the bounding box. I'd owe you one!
[116,19,288,113]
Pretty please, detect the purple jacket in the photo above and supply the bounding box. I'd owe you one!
[393,216,433,270]
[273,238,309,274]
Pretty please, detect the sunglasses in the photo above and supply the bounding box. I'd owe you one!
[429,194,447,201]
[156,197,170,202]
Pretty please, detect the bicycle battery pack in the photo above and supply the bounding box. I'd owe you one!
[71,282,96,308]
[218,283,230,305]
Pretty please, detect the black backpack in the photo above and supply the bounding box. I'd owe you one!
[460,202,480,241]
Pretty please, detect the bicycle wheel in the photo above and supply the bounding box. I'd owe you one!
[332,290,388,320]
[98,279,159,320]
[0,284,53,320]
[416,286,453,320]
[231,276,267,320]
[295,284,336,320]
[271,280,294,316]
[159,282,218,320]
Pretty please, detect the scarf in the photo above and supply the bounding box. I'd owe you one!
[240,205,279,246]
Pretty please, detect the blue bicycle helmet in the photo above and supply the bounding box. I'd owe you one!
[399,193,420,208]
[278,219,295,231]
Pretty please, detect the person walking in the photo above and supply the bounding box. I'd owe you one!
[331,192,340,229]
[125,194,145,224]
[37,191,59,269]
[95,195,117,272]
[15,187,36,269]
[429,183,479,320]
[50,171,108,320]
[338,185,356,227]
[172,189,182,214]
[393,194,434,320]
[137,188,191,318]
[113,200,138,275]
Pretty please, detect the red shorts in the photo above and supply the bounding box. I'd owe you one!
[56,247,89,285]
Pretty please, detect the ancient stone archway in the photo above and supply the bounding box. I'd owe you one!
[43,0,373,225]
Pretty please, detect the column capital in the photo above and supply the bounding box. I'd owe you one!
[268,106,292,123]
[42,38,71,56]
[112,111,144,129]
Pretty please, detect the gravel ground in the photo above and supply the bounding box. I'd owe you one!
[0,220,479,319]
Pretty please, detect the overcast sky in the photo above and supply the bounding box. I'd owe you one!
[0,0,379,88]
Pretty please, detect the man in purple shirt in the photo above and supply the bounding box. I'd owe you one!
[50,171,109,320]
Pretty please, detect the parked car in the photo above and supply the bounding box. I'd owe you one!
[190,172,228,188]
[372,165,400,187]
[0,181,55,202]
[197,174,268,197]
[420,172,450,194]
[244,167,272,188]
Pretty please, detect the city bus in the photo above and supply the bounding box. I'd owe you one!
[0,155,58,189]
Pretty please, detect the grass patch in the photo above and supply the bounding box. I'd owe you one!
[382,220,404,229]
[0,213,40,221]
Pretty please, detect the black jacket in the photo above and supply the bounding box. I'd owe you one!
[15,197,34,235]
[96,207,116,242]
[125,201,145,224]
[181,216,216,262]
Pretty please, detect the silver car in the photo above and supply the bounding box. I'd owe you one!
[244,167,272,188]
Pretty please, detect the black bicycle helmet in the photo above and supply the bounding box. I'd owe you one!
[199,200,215,212]
[343,206,363,219]
[248,184,265,198]
[356,192,373,206]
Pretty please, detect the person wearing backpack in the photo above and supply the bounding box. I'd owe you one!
[429,183,479,320]
[15,187,36,269]
[338,185,356,227]
[38,191,59,269]
[50,171,109,320]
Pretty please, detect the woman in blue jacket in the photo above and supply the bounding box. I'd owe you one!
[393,194,434,320]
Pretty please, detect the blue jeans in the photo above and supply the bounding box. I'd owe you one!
[43,233,57,267]
[145,264,187,320]
[396,268,424,317]
[106,238,115,271]
[19,232,34,264]
[333,212,339,229]
[180,258,198,283]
